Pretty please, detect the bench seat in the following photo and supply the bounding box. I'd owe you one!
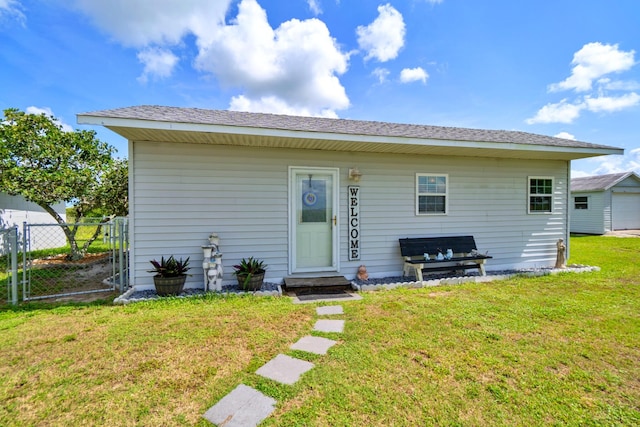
[399,236,492,281]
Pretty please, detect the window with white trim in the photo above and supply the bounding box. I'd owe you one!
[528,177,554,213]
[416,174,448,215]
[574,196,588,210]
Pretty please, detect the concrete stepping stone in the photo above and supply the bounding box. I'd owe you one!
[290,335,337,355]
[256,354,314,385]
[202,384,276,427]
[316,305,343,316]
[313,319,345,333]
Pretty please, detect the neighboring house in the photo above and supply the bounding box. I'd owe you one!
[0,193,67,250]
[570,172,640,234]
[78,106,622,290]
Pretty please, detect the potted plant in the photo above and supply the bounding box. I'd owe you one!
[148,255,191,296]
[233,257,267,291]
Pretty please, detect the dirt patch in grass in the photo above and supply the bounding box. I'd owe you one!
[28,252,117,303]
[31,252,111,266]
[428,291,454,298]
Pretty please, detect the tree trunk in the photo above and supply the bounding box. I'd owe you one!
[39,203,106,261]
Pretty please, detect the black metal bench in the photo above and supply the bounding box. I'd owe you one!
[399,235,492,281]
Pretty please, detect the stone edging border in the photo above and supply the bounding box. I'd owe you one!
[352,265,600,292]
[114,265,599,304]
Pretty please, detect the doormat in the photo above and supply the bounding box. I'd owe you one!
[284,276,351,289]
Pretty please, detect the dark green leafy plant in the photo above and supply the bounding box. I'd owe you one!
[233,257,267,288]
[148,256,191,277]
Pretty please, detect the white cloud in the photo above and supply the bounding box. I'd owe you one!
[229,95,338,118]
[549,42,636,93]
[571,150,640,178]
[526,99,585,124]
[570,170,592,178]
[584,92,640,113]
[400,67,428,84]
[372,67,390,84]
[576,149,640,177]
[356,3,405,62]
[72,0,350,117]
[527,47,640,124]
[307,0,322,15]
[597,78,640,91]
[554,132,576,140]
[71,0,230,47]
[25,106,74,132]
[195,0,350,116]
[137,47,179,83]
[0,0,25,24]
[530,92,640,123]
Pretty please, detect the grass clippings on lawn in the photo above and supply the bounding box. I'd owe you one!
[1,236,639,426]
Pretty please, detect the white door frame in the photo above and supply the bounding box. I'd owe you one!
[288,166,340,274]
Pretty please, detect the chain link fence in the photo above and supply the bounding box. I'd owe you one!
[1,218,128,304]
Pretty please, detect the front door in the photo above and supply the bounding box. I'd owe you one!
[290,167,339,273]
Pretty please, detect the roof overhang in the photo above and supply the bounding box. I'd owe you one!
[78,114,624,161]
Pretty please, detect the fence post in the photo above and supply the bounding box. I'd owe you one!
[9,226,18,305]
[118,219,125,293]
[22,221,28,301]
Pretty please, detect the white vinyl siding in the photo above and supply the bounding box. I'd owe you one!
[570,175,640,234]
[129,141,569,289]
[570,191,606,234]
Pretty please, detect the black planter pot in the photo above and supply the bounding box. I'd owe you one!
[153,275,187,296]
[236,272,265,291]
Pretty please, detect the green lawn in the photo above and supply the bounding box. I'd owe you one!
[1,236,638,426]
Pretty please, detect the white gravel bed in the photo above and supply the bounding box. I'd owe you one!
[352,265,600,292]
[114,282,282,304]
[114,265,599,303]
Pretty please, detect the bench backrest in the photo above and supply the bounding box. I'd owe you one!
[399,235,478,257]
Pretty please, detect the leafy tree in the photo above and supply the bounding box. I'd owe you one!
[71,158,129,220]
[0,108,128,259]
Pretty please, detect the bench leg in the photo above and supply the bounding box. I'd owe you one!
[415,267,423,282]
[403,262,423,281]
[478,261,486,276]
[403,262,410,278]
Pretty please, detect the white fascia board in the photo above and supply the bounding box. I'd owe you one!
[77,114,624,158]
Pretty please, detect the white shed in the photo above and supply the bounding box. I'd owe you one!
[570,172,640,234]
[78,106,622,290]
[0,193,68,251]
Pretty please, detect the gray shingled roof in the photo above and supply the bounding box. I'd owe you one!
[571,172,640,191]
[80,105,617,150]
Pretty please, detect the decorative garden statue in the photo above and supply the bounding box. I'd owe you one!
[356,265,369,280]
[555,238,566,269]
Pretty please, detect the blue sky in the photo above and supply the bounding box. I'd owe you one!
[1,0,639,177]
